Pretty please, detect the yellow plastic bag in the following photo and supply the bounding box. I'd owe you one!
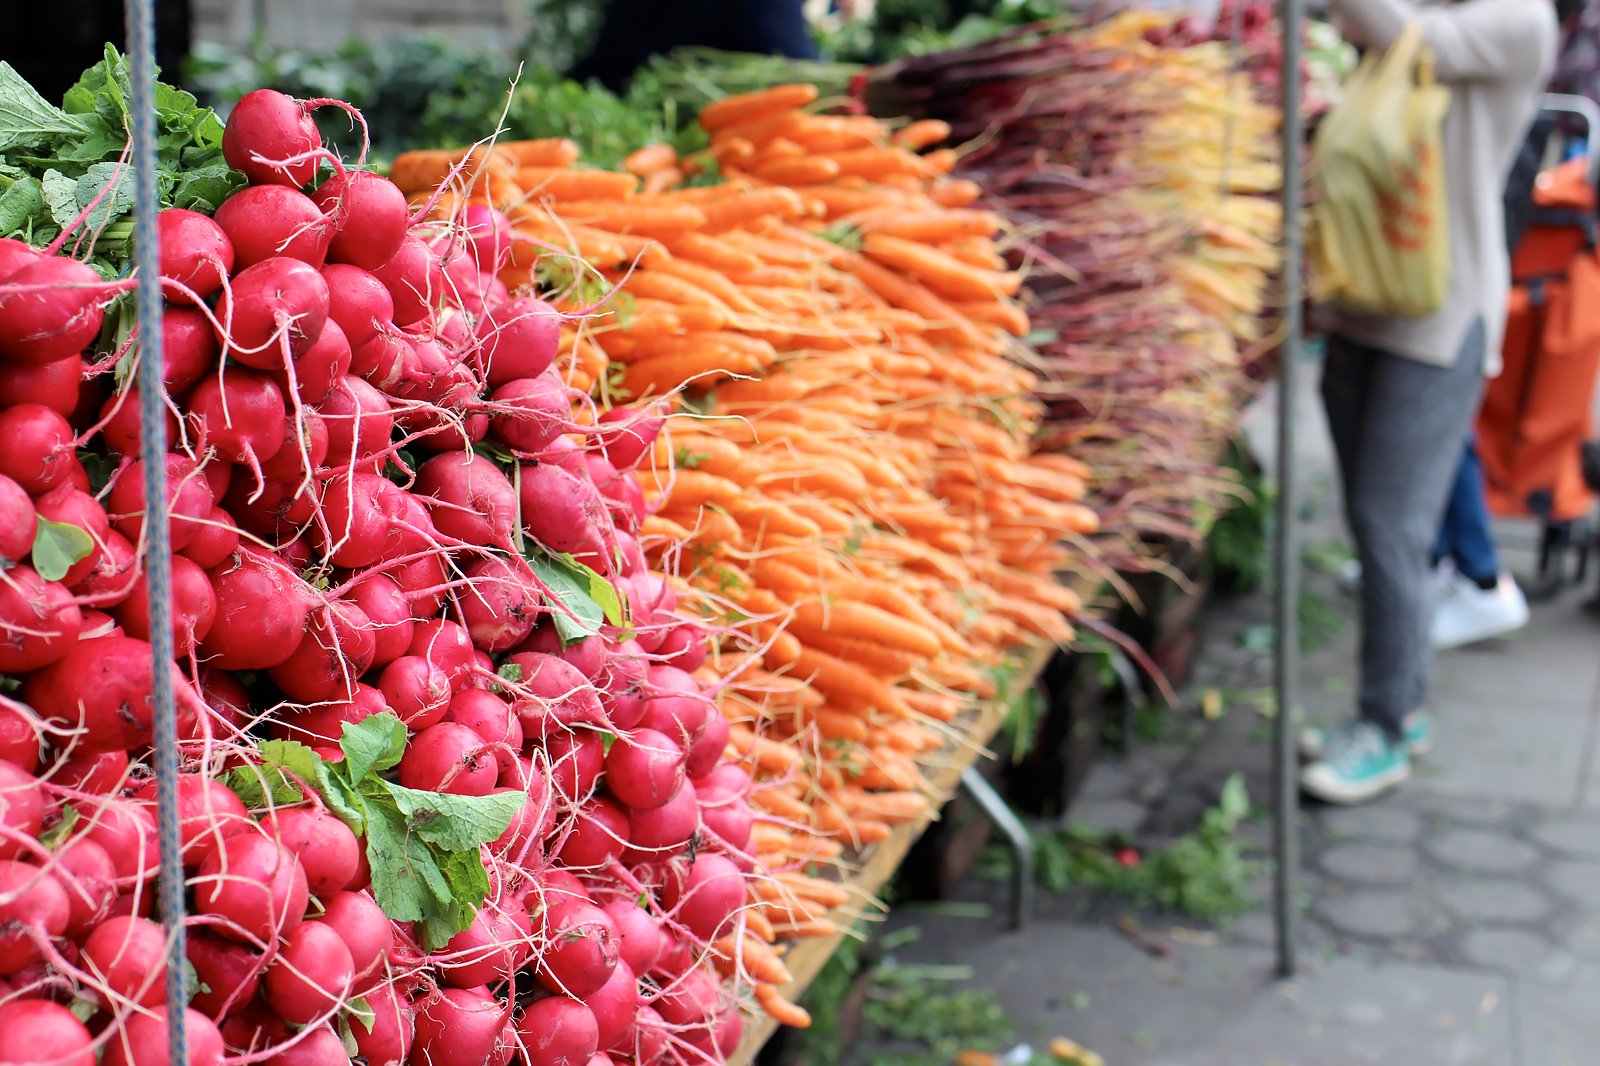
[1309,24,1453,317]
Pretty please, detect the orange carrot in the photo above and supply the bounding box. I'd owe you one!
[700,84,819,132]
[515,167,640,200]
[892,119,953,150]
[861,233,1023,301]
[623,143,678,176]
[500,138,582,167]
[756,984,813,1029]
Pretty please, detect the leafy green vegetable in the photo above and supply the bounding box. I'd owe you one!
[524,545,625,643]
[0,48,243,272]
[221,714,519,950]
[29,517,93,581]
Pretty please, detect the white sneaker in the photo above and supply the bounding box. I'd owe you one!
[1431,572,1530,650]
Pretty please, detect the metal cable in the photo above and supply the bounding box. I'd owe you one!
[125,0,192,1051]
[1272,0,1305,980]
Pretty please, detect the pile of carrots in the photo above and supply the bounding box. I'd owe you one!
[392,82,1092,1031]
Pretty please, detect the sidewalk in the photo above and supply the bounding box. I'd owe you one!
[858,367,1600,1065]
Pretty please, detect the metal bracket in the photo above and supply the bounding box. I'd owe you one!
[959,767,1034,930]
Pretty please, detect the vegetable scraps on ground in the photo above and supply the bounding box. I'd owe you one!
[0,49,1089,1066]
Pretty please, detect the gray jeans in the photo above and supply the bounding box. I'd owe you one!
[1321,321,1486,740]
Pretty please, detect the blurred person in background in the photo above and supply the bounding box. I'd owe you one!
[1301,0,1559,805]
[570,0,821,92]
[3,0,192,101]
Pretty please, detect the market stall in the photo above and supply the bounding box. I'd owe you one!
[0,1,1302,1062]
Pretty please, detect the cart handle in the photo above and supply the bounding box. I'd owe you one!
[1540,92,1600,184]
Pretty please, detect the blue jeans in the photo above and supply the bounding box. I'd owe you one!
[1433,436,1500,585]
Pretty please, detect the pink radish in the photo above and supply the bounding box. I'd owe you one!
[0,860,68,974]
[508,652,605,733]
[605,728,685,811]
[661,853,744,942]
[112,553,217,657]
[50,836,116,937]
[602,901,665,978]
[103,1009,223,1066]
[461,204,514,274]
[517,996,599,1066]
[311,171,409,270]
[0,761,44,858]
[0,403,75,494]
[222,89,322,187]
[348,326,410,388]
[0,256,112,366]
[316,891,392,984]
[544,728,607,803]
[158,207,235,302]
[557,797,628,870]
[30,483,108,587]
[83,915,169,1007]
[398,721,498,796]
[414,450,517,548]
[0,1000,94,1066]
[318,471,430,568]
[265,921,354,1025]
[0,353,82,415]
[268,599,375,702]
[372,236,444,326]
[322,263,394,350]
[260,409,329,483]
[315,374,392,471]
[21,635,198,751]
[378,654,452,729]
[491,373,568,453]
[595,403,667,470]
[352,982,414,1063]
[476,296,561,387]
[161,306,223,392]
[213,184,335,269]
[266,807,361,896]
[186,367,288,470]
[187,930,265,1020]
[458,555,539,652]
[283,317,351,403]
[624,782,700,859]
[408,617,476,685]
[215,257,330,368]
[0,704,39,770]
[535,897,619,998]
[194,829,309,945]
[0,238,41,278]
[411,987,508,1066]
[201,546,312,669]
[587,961,641,1054]
[96,385,177,459]
[344,572,414,666]
[106,453,215,551]
[516,461,611,566]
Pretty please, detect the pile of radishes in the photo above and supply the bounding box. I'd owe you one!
[0,86,762,1066]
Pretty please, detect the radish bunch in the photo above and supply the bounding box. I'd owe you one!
[0,86,762,1066]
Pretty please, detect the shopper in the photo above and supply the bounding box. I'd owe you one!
[569,0,820,93]
[1301,0,1559,805]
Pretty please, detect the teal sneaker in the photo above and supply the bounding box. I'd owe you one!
[1300,721,1411,805]
[1299,710,1433,760]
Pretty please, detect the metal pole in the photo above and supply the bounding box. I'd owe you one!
[126,0,192,1051]
[1272,0,1305,980]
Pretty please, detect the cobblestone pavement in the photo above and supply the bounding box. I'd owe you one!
[858,369,1600,1065]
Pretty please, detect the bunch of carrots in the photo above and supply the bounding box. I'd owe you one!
[392,82,1092,1032]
